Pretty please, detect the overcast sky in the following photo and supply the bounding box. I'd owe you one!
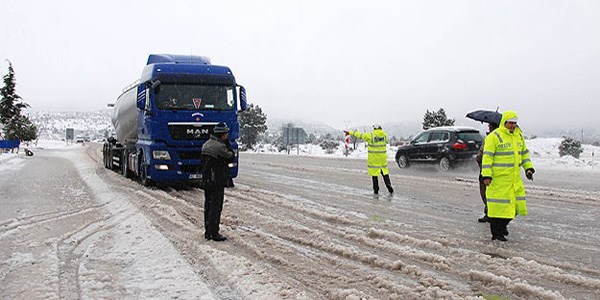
[1,0,599,130]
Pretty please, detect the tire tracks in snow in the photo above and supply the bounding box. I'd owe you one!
[82,145,600,299]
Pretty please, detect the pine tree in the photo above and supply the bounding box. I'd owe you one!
[558,137,583,159]
[422,110,436,130]
[0,61,29,125]
[239,103,267,149]
[4,114,37,141]
[422,108,455,130]
[0,61,37,141]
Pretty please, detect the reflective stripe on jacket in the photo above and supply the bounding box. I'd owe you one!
[481,110,533,218]
[349,129,389,176]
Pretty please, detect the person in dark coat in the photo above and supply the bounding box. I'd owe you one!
[475,122,499,223]
[201,122,234,241]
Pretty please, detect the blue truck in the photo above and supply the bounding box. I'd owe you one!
[103,54,247,186]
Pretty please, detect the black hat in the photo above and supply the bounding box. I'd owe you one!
[213,122,229,134]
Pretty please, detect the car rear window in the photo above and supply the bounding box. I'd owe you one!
[457,131,483,142]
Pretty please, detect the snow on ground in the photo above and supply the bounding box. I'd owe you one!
[0,150,28,172]
[0,140,84,169]
[526,138,600,172]
[250,137,600,172]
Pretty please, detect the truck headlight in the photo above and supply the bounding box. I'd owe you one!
[153,150,171,160]
[228,162,238,168]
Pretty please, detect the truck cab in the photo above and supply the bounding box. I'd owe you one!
[107,54,247,186]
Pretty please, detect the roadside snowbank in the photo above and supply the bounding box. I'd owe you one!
[0,151,27,173]
[526,138,599,172]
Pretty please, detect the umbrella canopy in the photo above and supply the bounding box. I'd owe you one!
[466,110,502,125]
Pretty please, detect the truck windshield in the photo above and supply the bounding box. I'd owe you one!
[156,84,235,111]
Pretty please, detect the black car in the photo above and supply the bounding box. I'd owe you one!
[395,126,484,171]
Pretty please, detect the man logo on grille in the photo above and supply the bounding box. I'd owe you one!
[187,128,210,138]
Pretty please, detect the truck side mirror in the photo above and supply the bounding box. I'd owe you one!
[238,85,247,111]
[151,80,161,94]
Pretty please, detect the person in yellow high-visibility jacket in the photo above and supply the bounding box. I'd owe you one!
[345,125,394,195]
[481,110,535,241]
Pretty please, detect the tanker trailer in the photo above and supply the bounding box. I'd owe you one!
[102,54,247,186]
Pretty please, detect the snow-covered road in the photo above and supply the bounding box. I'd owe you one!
[1,144,599,299]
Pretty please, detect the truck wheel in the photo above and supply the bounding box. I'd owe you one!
[397,155,409,169]
[438,157,451,172]
[139,155,153,186]
[122,152,131,178]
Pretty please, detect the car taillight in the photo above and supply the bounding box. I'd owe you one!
[452,142,468,150]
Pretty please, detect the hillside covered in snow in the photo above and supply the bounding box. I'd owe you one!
[29,110,113,141]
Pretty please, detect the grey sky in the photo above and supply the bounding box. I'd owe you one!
[1,0,599,130]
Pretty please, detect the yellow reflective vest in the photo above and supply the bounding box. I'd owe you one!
[481,111,534,219]
[349,129,390,176]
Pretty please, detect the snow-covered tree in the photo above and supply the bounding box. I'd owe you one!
[1,61,37,141]
[239,103,267,149]
[422,108,455,130]
[3,114,37,141]
[1,61,28,125]
[559,137,583,159]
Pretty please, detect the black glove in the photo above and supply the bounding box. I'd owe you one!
[526,168,535,181]
[482,176,492,186]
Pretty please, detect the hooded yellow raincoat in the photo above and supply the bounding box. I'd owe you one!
[349,129,390,176]
[481,111,534,219]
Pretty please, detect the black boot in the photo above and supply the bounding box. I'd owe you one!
[382,174,394,194]
[492,235,507,241]
[489,218,508,241]
[210,233,227,242]
[372,176,379,194]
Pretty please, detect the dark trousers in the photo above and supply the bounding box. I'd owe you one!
[204,186,225,236]
[478,175,488,215]
[489,218,511,237]
[372,172,394,194]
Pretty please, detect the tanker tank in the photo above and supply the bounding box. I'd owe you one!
[111,86,138,144]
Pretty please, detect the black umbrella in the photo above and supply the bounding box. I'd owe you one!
[466,110,502,125]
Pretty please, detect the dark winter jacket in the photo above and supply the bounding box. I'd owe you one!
[201,135,234,188]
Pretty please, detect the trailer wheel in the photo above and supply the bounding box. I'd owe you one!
[139,154,153,186]
[103,144,110,168]
[107,145,114,170]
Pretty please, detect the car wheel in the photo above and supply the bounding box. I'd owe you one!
[438,157,451,172]
[397,155,409,169]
